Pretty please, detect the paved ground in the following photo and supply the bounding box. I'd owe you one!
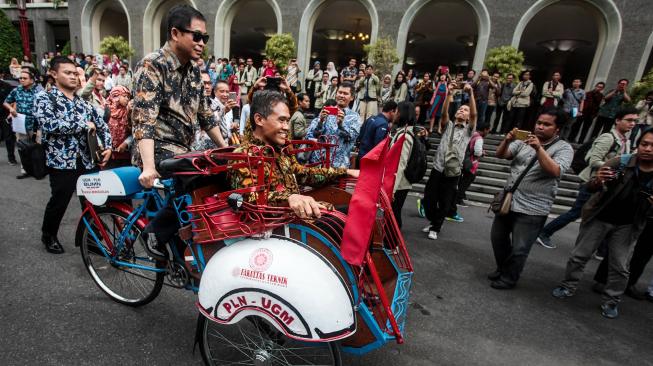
[1,152,652,366]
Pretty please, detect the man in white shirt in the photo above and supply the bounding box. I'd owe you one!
[212,80,238,144]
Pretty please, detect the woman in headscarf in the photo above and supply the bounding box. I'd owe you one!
[9,58,22,79]
[380,74,393,107]
[326,62,338,81]
[105,85,132,168]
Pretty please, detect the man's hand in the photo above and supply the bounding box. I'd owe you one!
[319,108,328,122]
[595,166,617,184]
[525,134,542,151]
[279,78,291,93]
[288,194,325,219]
[86,122,96,132]
[139,166,161,188]
[253,77,267,91]
[463,84,473,93]
[224,99,238,113]
[505,128,517,142]
[98,149,112,167]
[346,169,360,178]
[9,107,17,117]
[336,109,345,125]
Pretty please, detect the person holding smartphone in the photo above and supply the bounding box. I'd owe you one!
[552,127,653,319]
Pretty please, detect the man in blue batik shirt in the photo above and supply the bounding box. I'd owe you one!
[306,82,360,168]
[34,56,112,254]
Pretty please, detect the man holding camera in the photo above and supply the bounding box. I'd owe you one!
[306,82,360,168]
[552,127,653,319]
[35,56,112,254]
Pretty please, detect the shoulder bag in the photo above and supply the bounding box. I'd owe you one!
[490,139,559,216]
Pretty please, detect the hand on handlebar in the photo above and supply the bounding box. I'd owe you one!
[139,167,161,188]
[288,194,325,219]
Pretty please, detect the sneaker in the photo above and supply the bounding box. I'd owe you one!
[536,235,556,249]
[144,234,168,260]
[445,214,464,223]
[427,231,438,240]
[552,286,574,299]
[421,225,432,233]
[487,270,501,281]
[592,252,605,261]
[417,198,425,218]
[601,303,619,319]
[8,160,17,166]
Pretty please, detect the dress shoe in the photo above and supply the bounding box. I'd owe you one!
[16,173,30,179]
[42,235,64,254]
[487,270,501,281]
[491,279,515,290]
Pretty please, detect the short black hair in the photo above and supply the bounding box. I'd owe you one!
[250,90,288,130]
[618,78,629,84]
[382,100,398,112]
[395,101,415,127]
[324,99,337,107]
[615,106,639,120]
[50,56,75,72]
[166,5,206,41]
[477,122,491,131]
[519,70,531,79]
[296,92,308,102]
[637,126,653,146]
[595,81,606,87]
[338,81,355,95]
[538,106,568,128]
[214,79,229,89]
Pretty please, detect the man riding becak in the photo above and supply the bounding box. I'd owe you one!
[230,90,359,219]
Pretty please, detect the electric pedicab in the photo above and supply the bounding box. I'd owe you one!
[74,136,414,365]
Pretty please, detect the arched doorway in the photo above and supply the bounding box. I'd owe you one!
[81,0,131,54]
[143,0,196,54]
[635,31,653,81]
[214,0,282,60]
[297,0,378,76]
[513,0,622,87]
[396,0,490,76]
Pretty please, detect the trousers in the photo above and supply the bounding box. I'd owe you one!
[423,169,459,232]
[42,163,92,237]
[560,219,640,305]
[540,183,592,238]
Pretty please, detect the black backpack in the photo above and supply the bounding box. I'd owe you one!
[570,133,617,174]
[402,128,428,184]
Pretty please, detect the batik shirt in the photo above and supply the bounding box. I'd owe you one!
[131,42,218,166]
[5,85,38,132]
[305,108,361,168]
[229,135,347,205]
[34,86,111,170]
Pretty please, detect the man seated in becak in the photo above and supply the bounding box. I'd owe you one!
[230,89,359,219]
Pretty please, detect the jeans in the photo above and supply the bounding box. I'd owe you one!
[491,211,548,285]
[391,189,409,228]
[476,100,488,125]
[423,169,459,232]
[560,219,639,305]
[540,183,591,239]
[594,219,653,287]
[448,169,476,217]
[511,107,529,131]
[484,105,496,128]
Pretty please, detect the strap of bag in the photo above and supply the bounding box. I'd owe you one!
[509,138,559,193]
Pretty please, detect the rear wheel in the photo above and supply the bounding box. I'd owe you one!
[77,206,165,306]
[197,314,342,366]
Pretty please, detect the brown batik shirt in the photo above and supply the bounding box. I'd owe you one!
[131,42,218,166]
[229,135,348,206]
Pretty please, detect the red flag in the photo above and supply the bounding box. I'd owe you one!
[341,137,389,266]
[382,134,406,199]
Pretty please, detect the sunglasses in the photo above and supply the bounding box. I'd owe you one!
[177,28,210,44]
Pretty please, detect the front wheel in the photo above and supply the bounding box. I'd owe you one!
[197,314,342,366]
[77,205,165,306]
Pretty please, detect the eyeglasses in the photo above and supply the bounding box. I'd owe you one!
[177,28,210,44]
[622,118,639,123]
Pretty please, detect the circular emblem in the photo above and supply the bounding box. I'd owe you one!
[249,248,273,272]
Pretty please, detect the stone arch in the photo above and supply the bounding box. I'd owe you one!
[512,0,622,86]
[635,30,653,82]
[142,0,198,55]
[80,0,131,54]
[396,0,491,73]
[296,0,379,75]
[213,0,282,58]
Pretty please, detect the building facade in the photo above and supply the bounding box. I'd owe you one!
[3,0,653,87]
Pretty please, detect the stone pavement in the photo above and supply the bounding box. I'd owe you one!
[0,152,652,366]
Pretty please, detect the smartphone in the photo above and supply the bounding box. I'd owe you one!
[324,106,339,116]
[514,130,530,141]
[228,92,237,101]
[264,76,281,91]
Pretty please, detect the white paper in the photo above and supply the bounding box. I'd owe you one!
[11,113,26,134]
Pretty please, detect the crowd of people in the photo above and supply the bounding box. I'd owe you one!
[1,4,652,321]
